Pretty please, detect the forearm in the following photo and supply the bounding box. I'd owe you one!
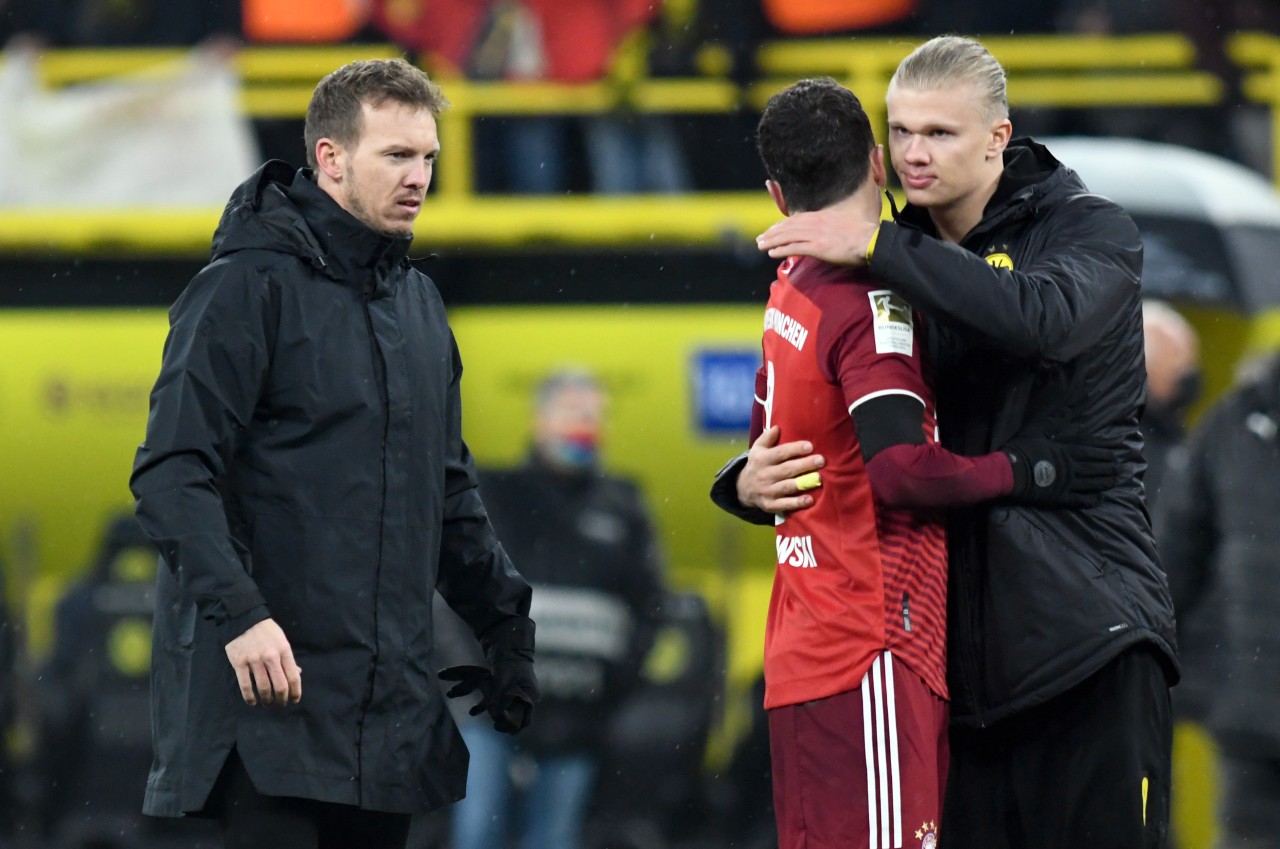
[870,216,1139,362]
[132,457,267,621]
[865,441,1012,508]
[439,485,533,636]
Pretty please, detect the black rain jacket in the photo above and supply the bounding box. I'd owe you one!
[130,162,532,815]
[869,139,1178,726]
[1157,354,1280,756]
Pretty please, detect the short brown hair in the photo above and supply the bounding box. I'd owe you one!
[304,58,449,169]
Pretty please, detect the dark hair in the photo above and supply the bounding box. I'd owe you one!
[304,58,450,169]
[756,78,874,213]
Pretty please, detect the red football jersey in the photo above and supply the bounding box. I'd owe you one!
[758,256,948,709]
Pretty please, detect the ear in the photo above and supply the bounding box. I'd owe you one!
[870,144,887,189]
[315,138,344,182]
[987,118,1013,161]
[766,180,790,216]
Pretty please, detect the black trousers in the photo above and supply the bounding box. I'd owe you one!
[207,751,413,849]
[942,645,1173,849]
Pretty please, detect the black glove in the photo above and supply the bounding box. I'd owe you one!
[441,617,538,734]
[1001,436,1118,508]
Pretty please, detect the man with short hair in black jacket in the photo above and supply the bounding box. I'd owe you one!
[732,35,1177,849]
[131,59,537,849]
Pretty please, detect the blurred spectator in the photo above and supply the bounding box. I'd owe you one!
[1052,0,1280,172]
[241,0,370,44]
[34,514,217,848]
[372,0,691,194]
[452,369,665,849]
[1156,350,1280,849]
[1052,0,1212,151]
[920,0,1065,33]
[1139,299,1201,507]
[710,675,776,849]
[761,0,921,35]
[244,0,386,164]
[1138,300,1217,849]
[0,563,17,843]
[1171,0,1280,178]
[0,0,42,44]
[586,589,723,849]
[27,0,239,46]
[1057,0,1173,35]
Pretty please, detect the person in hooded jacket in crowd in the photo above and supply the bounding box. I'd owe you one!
[723,35,1178,849]
[451,369,665,849]
[1157,350,1280,849]
[1138,299,1201,509]
[130,58,538,849]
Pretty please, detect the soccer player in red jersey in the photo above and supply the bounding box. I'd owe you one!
[716,78,1115,849]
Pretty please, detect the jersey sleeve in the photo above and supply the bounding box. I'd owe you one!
[811,281,930,415]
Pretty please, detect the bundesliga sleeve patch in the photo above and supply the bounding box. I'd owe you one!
[868,290,914,356]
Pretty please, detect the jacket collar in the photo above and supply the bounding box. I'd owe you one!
[285,171,413,297]
[893,138,1074,244]
[1241,353,1280,416]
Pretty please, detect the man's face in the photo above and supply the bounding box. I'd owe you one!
[333,101,439,237]
[885,82,1005,212]
[535,385,605,471]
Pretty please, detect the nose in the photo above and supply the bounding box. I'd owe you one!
[902,135,929,163]
[404,160,429,189]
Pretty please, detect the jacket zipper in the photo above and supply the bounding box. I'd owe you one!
[353,293,391,804]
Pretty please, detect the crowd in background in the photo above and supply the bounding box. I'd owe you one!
[0,0,1277,188]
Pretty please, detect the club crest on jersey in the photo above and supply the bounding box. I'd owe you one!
[915,821,939,849]
[776,535,818,568]
[868,290,914,357]
[985,252,1014,269]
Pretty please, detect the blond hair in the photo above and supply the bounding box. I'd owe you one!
[890,35,1008,122]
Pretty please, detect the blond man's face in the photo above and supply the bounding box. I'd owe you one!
[885,82,1007,213]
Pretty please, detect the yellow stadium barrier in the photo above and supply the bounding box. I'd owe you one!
[1230,31,1280,181]
[0,33,1277,253]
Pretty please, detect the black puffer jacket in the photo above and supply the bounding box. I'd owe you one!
[130,162,532,815]
[1157,353,1280,756]
[869,139,1178,726]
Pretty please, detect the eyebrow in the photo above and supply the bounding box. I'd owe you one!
[381,143,441,157]
[887,119,963,132]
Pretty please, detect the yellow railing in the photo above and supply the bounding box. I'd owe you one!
[0,34,1276,254]
[1230,31,1280,184]
[753,33,1224,139]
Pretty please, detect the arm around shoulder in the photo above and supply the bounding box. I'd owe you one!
[869,198,1142,362]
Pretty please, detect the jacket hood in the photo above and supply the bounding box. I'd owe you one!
[896,138,1080,238]
[210,160,414,290]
